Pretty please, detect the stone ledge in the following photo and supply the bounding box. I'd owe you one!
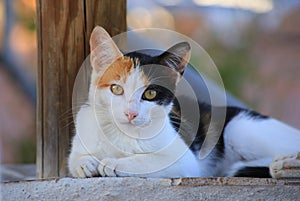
[2,177,300,201]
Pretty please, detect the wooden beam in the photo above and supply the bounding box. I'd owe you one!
[85,0,127,55]
[36,0,127,178]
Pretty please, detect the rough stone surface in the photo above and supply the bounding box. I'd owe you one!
[1,177,300,201]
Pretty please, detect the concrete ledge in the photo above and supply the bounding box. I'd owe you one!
[2,177,300,200]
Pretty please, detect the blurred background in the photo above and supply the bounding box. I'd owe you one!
[0,0,300,164]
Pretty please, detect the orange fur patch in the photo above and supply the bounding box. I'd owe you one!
[96,57,134,88]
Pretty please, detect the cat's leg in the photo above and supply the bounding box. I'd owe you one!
[98,155,163,177]
[270,152,300,179]
[97,155,195,178]
[68,134,101,178]
[224,114,300,160]
[224,112,300,178]
[98,150,201,178]
[68,106,104,178]
[68,154,100,178]
[97,132,202,178]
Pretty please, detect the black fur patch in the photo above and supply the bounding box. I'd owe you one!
[142,84,175,106]
[126,49,272,179]
[245,110,269,120]
[125,50,179,106]
[233,167,271,178]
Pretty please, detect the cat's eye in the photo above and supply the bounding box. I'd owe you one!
[110,84,124,95]
[143,89,157,100]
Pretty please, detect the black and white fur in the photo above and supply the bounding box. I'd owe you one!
[126,48,300,178]
[68,27,300,178]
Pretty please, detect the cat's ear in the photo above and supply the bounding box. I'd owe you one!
[90,26,123,74]
[159,42,191,75]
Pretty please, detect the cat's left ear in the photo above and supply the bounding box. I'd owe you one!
[159,42,191,76]
[90,26,123,74]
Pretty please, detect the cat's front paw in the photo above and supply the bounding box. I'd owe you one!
[70,155,100,178]
[98,158,118,177]
[270,152,300,179]
[98,158,130,177]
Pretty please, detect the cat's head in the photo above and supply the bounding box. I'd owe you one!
[89,26,190,133]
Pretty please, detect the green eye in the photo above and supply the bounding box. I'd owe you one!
[110,84,124,95]
[143,89,157,100]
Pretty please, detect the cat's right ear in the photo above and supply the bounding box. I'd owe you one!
[159,42,191,76]
[90,26,123,74]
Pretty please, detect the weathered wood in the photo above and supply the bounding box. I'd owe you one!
[36,0,126,178]
[85,0,127,55]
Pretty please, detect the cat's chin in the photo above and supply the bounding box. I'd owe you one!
[118,120,151,128]
[114,118,166,139]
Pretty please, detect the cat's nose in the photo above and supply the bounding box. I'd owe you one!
[125,111,138,121]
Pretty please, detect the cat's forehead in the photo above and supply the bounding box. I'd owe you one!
[96,56,135,88]
[95,53,177,93]
[96,56,148,88]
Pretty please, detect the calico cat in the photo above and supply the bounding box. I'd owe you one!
[68,26,300,178]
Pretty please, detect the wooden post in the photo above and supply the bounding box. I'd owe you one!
[36,0,126,178]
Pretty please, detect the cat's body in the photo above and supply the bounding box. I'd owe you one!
[68,27,300,178]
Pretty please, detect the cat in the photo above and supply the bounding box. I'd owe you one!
[68,26,300,178]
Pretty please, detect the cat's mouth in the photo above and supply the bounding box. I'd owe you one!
[116,119,166,139]
[118,119,151,128]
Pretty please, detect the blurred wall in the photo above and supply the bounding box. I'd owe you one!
[128,0,300,129]
[1,0,300,164]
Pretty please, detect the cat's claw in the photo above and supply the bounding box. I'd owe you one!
[73,156,100,178]
[270,152,300,179]
[98,158,118,177]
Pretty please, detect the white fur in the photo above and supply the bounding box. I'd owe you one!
[69,87,300,178]
[220,111,300,176]
[68,68,203,178]
[69,27,300,178]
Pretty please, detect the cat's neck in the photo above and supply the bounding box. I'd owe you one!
[88,103,178,152]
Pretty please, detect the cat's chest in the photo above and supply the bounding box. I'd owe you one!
[77,104,179,158]
[95,124,176,159]
[100,130,145,156]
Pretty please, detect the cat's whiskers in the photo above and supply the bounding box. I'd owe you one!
[60,120,76,130]
[169,115,183,122]
[169,120,180,126]
[59,100,90,129]
[59,102,89,120]
[58,111,75,129]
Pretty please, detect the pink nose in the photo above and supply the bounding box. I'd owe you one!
[125,111,138,121]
